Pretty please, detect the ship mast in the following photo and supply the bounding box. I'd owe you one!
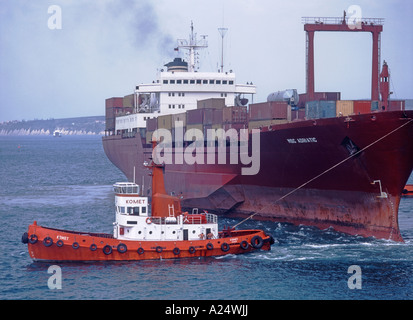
[218,27,228,73]
[177,21,208,72]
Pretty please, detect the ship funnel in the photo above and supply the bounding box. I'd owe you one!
[164,57,188,72]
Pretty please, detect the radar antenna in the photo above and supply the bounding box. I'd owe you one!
[176,21,208,72]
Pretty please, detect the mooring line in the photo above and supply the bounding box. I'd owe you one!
[232,117,413,229]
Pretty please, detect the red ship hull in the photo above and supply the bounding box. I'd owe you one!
[103,111,413,242]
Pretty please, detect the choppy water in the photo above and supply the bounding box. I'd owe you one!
[0,136,412,300]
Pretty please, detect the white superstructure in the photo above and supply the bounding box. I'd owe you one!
[115,23,256,134]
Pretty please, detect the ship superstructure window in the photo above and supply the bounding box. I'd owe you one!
[163,80,168,84]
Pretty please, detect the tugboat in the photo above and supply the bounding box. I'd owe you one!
[21,147,273,262]
[402,185,413,197]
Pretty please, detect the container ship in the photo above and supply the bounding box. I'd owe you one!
[102,18,413,242]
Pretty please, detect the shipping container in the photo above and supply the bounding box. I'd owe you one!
[146,130,154,144]
[371,101,379,111]
[336,100,354,117]
[212,108,223,124]
[123,94,135,109]
[248,102,289,120]
[186,124,204,133]
[388,100,405,111]
[291,108,306,121]
[353,100,371,115]
[305,100,336,119]
[197,98,225,109]
[157,114,172,129]
[106,97,123,109]
[223,106,247,123]
[186,108,214,125]
[146,117,158,131]
[172,113,186,127]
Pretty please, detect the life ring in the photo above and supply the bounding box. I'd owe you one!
[56,240,64,247]
[146,217,152,224]
[206,242,214,250]
[89,243,97,251]
[251,235,263,249]
[117,243,127,253]
[21,232,29,244]
[221,242,230,252]
[188,246,196,254]
[137,247,144,255]
[103,245,112,255]
[240,240,249,250]
[43,236,53,247]
[173,247,180,255]
[72,242,80,250]
[29,234,38,244]
[156,246,163,253]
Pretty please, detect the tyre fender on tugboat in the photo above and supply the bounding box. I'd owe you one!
[221,242,230,252]
[250,235,263,249]
[21,232,29,244]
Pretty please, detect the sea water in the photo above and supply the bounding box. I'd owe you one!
[0,136,412,300]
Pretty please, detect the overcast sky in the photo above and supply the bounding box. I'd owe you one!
[0,0,412,122]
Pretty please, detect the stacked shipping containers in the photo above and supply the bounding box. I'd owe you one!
[248,101,290,131]
[105,97,124,133]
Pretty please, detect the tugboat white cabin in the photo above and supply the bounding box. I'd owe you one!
[113,182,218,242]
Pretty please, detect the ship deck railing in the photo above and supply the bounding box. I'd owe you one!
[301,16,384,25]
[149,212,217,225]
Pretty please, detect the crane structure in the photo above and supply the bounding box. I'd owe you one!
[302,14,384,102]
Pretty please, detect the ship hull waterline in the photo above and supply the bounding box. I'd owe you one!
[103,111,413,242]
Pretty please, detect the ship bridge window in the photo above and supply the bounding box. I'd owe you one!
[223,80,227,84]
[196,80,201,84]
[216,80,221,84]
[209,80,214,84]
[184,80,189,84]
[163,80,168,84]
[177,80,182,84]
[128,207,140,215]
[229,80,234,85]
[203,80,208,84]
[190,80,195,84]
[170,80,175,84]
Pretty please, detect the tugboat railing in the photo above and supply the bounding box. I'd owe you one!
[149,212,217,225]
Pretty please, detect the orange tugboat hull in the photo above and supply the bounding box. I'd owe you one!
[23,222,272,262]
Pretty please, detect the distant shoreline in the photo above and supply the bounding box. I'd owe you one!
[0,116,105,136]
